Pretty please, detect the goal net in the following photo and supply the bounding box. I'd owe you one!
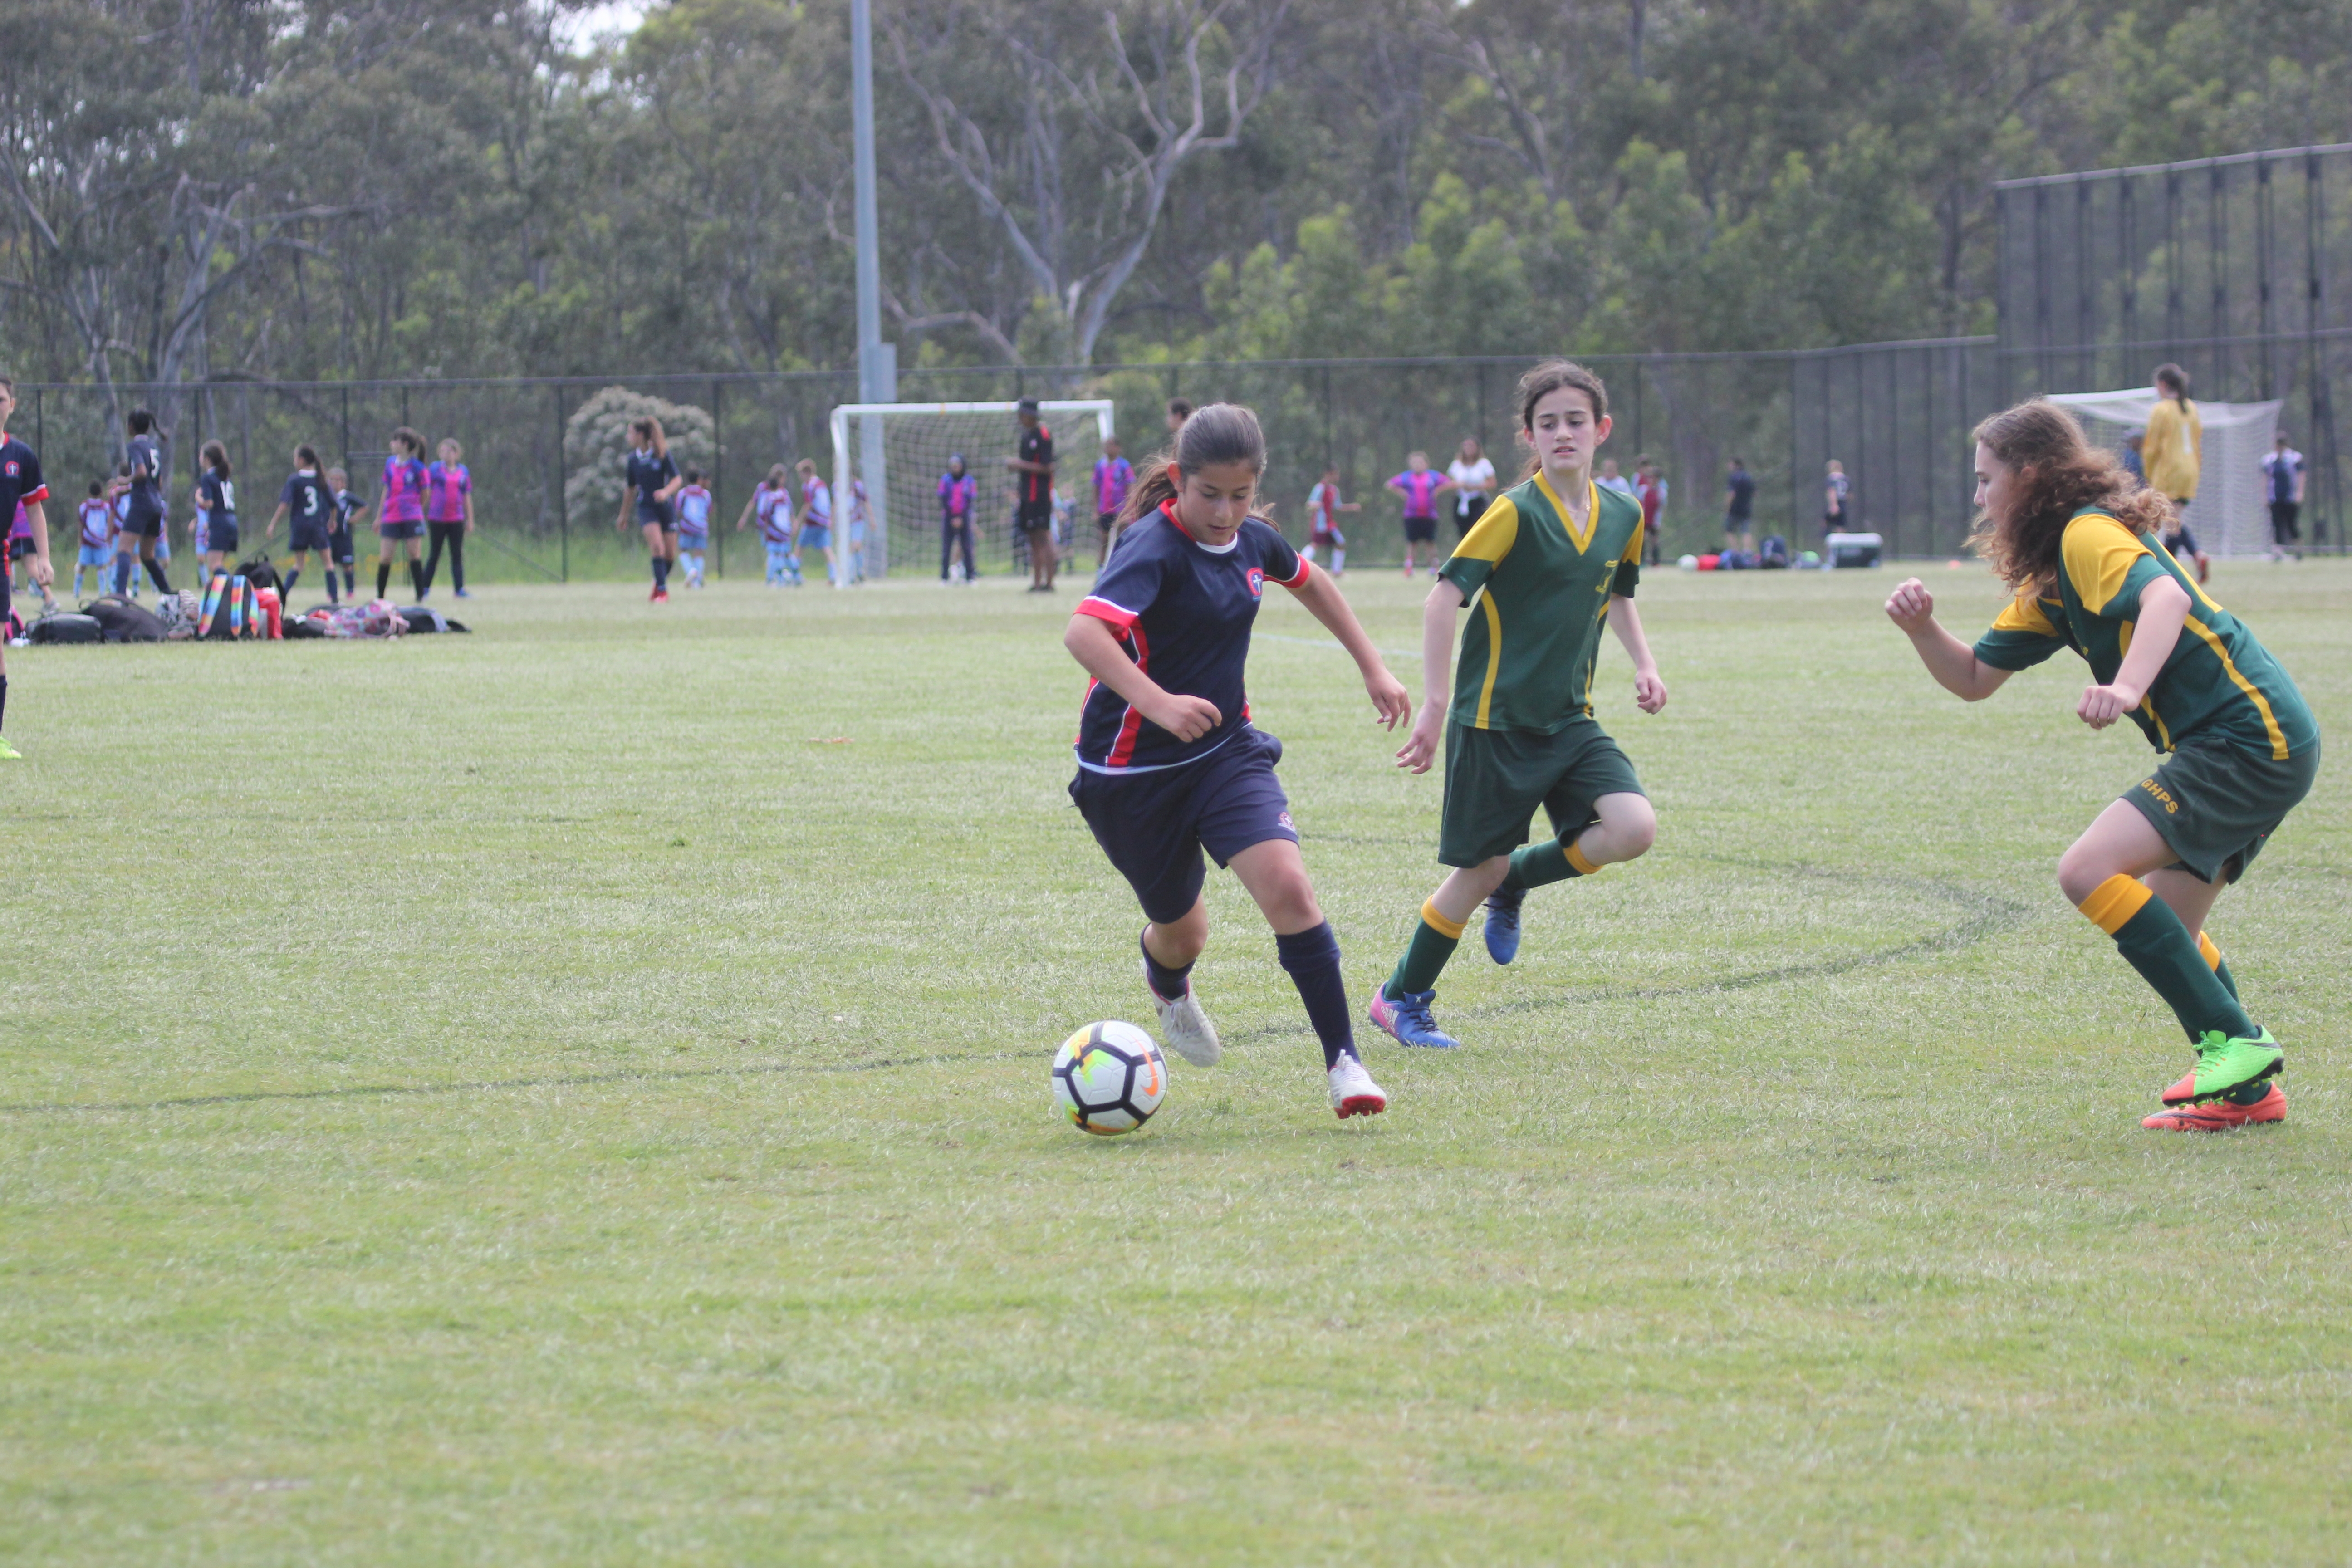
[828,400,1117,582]
[2047,390,2284,556]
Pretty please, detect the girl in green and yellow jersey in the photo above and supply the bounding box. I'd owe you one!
[1368,361,1667,1051]
[1887,399,2318,1131]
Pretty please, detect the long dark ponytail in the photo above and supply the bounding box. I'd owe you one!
[2154,362,2192,411]
[1115,403,1269,526]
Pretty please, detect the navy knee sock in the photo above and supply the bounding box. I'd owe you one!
[653,555,672,590]
[1140,927,1194,1001]
[1275,921,1357,1068]
[111,556,132,595]
[282,567,299,598]
[147,559,172,594]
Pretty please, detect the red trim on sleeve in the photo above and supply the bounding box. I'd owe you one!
[1269,554,1311,589]
[19,484,49,506]
[1074,594,1139,629]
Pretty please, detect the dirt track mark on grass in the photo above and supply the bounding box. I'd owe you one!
[1231,858,2031,1042]
[0,1051,1029,1117]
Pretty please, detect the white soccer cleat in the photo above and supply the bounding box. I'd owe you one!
[1328,1053,1387,1119]
[1146,966,1221,1067]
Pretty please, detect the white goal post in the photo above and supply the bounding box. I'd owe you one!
[828,400,1117,583]
[2047,390,2286,557]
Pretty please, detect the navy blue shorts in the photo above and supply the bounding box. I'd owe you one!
[289,521,330,553]
[207,519,240,554]
[328,530,355,564]
[1069,728,1298,924]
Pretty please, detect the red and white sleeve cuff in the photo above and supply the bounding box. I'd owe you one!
[1074,594,1140,629]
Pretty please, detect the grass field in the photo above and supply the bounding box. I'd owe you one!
[5,560,2350,1565]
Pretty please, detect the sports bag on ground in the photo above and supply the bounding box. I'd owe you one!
[27,612,103,645]
[198,573,262,640]
[82,596,166,643]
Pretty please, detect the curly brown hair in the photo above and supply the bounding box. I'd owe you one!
[1967,400,2174,593]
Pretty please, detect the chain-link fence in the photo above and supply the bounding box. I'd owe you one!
[17,344,2020,582]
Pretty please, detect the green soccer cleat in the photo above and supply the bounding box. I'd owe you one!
[2161,1029,2285,1106]
[0,735,20,760]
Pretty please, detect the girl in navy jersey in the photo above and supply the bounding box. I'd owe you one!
[112,407,173,597]
[1065,403,1412,1119]
[193,441,239,575]
[615,417,682,603]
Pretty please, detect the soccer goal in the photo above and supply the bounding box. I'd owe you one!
[2048,390,2285,556]
[828,400,1117,582]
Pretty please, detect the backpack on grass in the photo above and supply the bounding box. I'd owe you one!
[82,596,167,643]
[26,612,103,645]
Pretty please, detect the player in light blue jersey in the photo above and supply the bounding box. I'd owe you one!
[675,469,712,588]
[736,464,800,587]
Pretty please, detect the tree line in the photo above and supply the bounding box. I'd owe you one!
[2,0,2346,422]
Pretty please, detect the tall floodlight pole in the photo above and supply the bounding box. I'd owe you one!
[849,0,894,582]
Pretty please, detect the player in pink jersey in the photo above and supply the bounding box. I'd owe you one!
[375,426,430,602]
[420,437,474,599]
[1386,451,1455,578]
[1092,435,1134,568]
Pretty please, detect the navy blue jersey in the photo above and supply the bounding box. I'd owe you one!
[196,468,237,523]
[281,471,328,528]
[0,435,48,524]
[1017,424,1054,506]
[1072,502,1309,773]
[627,449,678,510]
[127,434,163,499]
[332,488,363,529]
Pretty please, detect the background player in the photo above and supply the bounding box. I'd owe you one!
[1885,399,2317,1131]
[615,417,682,603]
[937,453,977,583]
[1301,466,1358,574]
[2143,363,2206,582]
[264,445,333,602]
[2262,429,2304,561]
[737,463,799,587]
[376,427,430,602]
[1447,436,1496,539]
[1093,435,1133,568]
[112,407,173,598]
[0,377,54,759]
[73,481,114,599]
[1371,360,1665,1052]
[792,457,834,587]
[326,467,363,603]
[1387,451,1453,578]
[675,468,712,588]
[1009,398,1057,592]
[193,441,239,577]
[1063,402,1410,1118]
[1722,455,1756,555]
[421,437,474,599]
[1634,455,1667,565]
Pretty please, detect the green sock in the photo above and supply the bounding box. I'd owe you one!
[1384,900,1463,1000]
[1505,834,1599,892]
[2197,931,2241,1001]
[2079,876,2256,1043]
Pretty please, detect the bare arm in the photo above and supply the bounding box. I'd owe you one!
[1063,614,1221,742]
[465,489,476,532]
[24,501,51,587]
[1282,567,1411,730]
[1606,596,1668,713]
[1885,578,2013,701]
[1396,577,1467,773]
[2079,576,2190,729]
[266,501,288,540]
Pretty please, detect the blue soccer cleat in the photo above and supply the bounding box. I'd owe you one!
[1367,987,1460,1049]
[1483,886,1524,965]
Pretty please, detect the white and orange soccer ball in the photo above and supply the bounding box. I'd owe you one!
[1051,1021,1168,1135]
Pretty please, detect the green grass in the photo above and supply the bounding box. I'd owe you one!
[5,561,2350,1564]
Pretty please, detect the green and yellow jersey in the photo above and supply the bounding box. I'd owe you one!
[1438,471,1644,732]
[1973,508,2315,760]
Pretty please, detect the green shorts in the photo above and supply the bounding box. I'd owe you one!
[1439,717,1645,867]
[2124,733,2319,885]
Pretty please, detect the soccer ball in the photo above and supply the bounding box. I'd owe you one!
[1051,1021,1168,1135]
[1677,553,1699,571]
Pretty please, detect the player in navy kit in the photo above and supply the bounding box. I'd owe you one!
[615,417,683,602]
[1064,403,1412,1118]
[111,407,173,597]
[0,377,53,759]
[264,446,333,601]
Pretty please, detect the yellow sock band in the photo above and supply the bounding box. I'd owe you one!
[2078,874,2152,936]
[1566,842,1602,877]
[1420,898,1467,941]
[2198,930,2222,970]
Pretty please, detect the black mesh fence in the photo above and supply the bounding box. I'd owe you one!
[1995,144,2352,547]
[17,345,2008,581]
